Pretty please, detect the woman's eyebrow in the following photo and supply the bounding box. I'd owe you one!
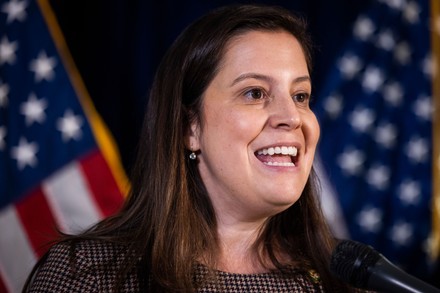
[230,73,311,87]
[230,73,274,87]
[294,75,311,84]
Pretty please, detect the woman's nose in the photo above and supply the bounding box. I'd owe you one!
[267,94,302,130]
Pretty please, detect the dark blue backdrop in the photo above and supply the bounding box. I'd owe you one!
[50,0,372,171]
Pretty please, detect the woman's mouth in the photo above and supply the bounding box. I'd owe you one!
[255,146,298,167]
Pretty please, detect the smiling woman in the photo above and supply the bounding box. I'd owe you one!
[24,4,359,293]
[189,30,319,231]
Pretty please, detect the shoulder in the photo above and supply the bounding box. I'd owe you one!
[43,239,130,274]
[68,239,130,266]
[28,239,142,292]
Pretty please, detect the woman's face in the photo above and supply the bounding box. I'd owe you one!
[188,30,320,222]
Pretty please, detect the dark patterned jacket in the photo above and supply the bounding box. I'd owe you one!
[28,239,334,292]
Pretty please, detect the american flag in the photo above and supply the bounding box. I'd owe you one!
[0,0,127,292]
[315,0,437,282]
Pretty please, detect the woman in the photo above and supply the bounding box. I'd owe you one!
[25,4,354,292]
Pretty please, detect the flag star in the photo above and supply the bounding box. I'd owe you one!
[20,93,47,126]
[10,137,38,170]
[337,54,363,79]
[323,93,343,119]
[0,81,9,107]
[357,206,383,233]
[421,54,434,79]
[337,148,365,176]
[389,222,413,246]
[381,0,405,10]
[362,66,385,93]
[394,42,412,66]
[29,51,57,82]
[366,164,390,191]
[422,233,437,255]
[0,126,6,150]
[57,110,83,142]
[374,123,397,149]
[422,237,432,257]
[398,180,421,205]
[382,81,404,106]
[353,16,375,41]
[413,95,432,121]
[376,29,396,51]
[1,0,27,23]
[349,107,375,133]
[403,1,420,24]
[405,137,429,164]
[0,36,18,65]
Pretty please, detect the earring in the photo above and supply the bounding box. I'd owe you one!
[189,152,197,160]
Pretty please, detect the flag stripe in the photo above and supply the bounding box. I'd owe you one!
[42,161,102,234]
[0,275,8,293]
[15,187,58,257]
[0,207,37,293]
[79,150,125,217]
[315,156,350,239]
[0,266,12,293]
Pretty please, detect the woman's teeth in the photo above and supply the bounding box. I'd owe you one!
[256,146,298,167]
[257,146,297,156]
[264,161,295,166]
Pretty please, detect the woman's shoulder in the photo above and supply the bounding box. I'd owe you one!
[58,238,130,263]
[28,239,141,292]
[40,239,131,271]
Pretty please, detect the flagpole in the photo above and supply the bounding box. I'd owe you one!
[430,0,440,261]
[36,0,130,196]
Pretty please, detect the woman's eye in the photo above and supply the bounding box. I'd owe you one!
[245,88,266,100]
[293,93,310,103]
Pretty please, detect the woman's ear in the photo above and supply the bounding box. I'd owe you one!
[185,119,201,152]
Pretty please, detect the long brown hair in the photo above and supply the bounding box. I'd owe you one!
[25,4,350,292]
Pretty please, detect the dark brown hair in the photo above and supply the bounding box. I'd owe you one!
[25,4,350,292]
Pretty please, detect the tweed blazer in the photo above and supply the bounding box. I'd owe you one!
[28,239,334,292]
[29,240,144,292]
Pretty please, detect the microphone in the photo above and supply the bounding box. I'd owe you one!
[329,240,440,293]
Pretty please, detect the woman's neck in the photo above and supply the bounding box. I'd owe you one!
[215,218,271,274]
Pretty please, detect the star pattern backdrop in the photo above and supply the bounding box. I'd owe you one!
[314,0,435,281]
[0,0,126,291]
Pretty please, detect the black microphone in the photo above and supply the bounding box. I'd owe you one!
[329,240,440,293]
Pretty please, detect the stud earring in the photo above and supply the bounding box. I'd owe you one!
[189,152,197,160]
